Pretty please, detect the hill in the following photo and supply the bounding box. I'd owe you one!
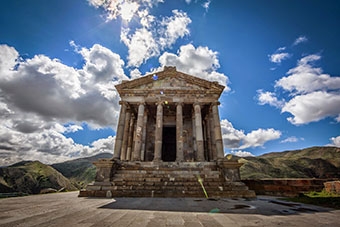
[239,146,340,179]
[52,152,112,188]
[0,160,77,194]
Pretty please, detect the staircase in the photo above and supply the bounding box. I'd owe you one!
[82,161,255,198]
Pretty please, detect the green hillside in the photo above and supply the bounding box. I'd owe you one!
[239,146,340,179]
[0,161,77,194]
[52,153,111,188]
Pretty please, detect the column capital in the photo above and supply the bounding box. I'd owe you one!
[193,102,201,107]
[211,101,221,106]
[176,102,184,106]
[119,101,128,106]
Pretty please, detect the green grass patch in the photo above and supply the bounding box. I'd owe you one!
[283,191,340,209]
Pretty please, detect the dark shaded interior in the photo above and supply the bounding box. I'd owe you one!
[162,127,176,161]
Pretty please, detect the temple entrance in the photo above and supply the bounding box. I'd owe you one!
[162,126,176,162]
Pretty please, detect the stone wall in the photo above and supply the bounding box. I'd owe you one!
[242,179,334,197]
[324,181,340,194]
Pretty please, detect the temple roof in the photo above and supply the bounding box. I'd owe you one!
[115,66,225,96]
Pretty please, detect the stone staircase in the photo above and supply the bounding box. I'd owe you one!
[82,161,255,198]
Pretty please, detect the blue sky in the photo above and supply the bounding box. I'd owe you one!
[0,0,339,165]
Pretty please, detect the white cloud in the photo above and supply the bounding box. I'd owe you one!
[293,36,308,46]
[269,47,291,64]
[275,54,340,94]
[231,150,255,157]
[259,53,340,125]
[269,52,290,63]
[280,136,302,143]
[121,10,191,67]
[0,44,126,166]
[257,89,284,108]
[202,0,211,11]
[282,91,340,124]
[159,43,230,90]
[121,27,159,67]
[328,136,340,147]
[221,119,281,150]
[159,10,192,48]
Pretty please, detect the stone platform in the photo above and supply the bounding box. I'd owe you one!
[79,160,255,198]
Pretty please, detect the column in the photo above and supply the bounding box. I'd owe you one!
[141,109,148,161]
[194,103,204,161]
[126,114,135,161]
[133,103,145,161]
[176,103,184,162]
[212,102,224,159]
[191,111,197,161]
[113,101,127,159]
[120,109,131,160]
[205,115,212,161]
[209,110,217,160]
[153,102,163,162]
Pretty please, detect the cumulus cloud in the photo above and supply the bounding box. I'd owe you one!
[258,53,340,125]
[280,136,302,143]
[122,10,191,67]
[159,43,230,89]
[269,47,291,64]
[231,150,255,157]
[88,1,191,67]
[221,119,281,150]
[293,35,308,46]
[0,44,126,165]
[256,89,284,108]
[328,136,340,147]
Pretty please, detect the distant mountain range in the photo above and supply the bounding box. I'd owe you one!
[240,146,340,179]
[0,147,339,194]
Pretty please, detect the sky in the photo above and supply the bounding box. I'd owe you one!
[0,0,339,166]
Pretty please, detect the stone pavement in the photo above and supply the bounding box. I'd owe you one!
[0,191,339,227]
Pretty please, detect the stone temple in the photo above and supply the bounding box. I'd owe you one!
[80,66,255,198]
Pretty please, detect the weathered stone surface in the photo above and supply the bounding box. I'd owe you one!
[324,181,340,194]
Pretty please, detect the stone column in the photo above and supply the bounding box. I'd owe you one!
[192,111,197,161]
[133,103,145,161]
[176,103,184,162]
[126,114,135,161]
[141,109,148,161]
[212,102,224,159]
[153,102,163,162]
[209,111,216,160]
[120,109,131,160]
[205,115,212,161]
[194,103,204,161]
[113,101,127,159]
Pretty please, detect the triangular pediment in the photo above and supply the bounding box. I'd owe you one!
[116,66,224,95]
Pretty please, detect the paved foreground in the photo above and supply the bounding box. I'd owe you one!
[0,191,339,227]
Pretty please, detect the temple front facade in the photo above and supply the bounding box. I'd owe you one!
[80,66,255,198]
[113,66,225,163]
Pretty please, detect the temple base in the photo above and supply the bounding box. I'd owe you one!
[79,159,255,198]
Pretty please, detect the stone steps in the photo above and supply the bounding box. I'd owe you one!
[82,161,255,198]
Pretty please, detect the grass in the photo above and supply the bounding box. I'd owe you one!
[283,190,340,209]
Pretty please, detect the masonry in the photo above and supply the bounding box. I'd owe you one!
[80,66,255,198]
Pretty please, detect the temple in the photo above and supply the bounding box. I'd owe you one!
[80,66,255,198]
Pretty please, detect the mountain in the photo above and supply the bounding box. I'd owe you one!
[52,152,112,188]
[239,146,340,179]
[0,160,77,194]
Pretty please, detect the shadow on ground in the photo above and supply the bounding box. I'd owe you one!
[99,196,331,215]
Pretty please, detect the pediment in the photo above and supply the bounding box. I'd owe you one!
[116,67,224,96]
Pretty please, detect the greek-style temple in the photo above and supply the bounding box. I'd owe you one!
[80,66,255,198]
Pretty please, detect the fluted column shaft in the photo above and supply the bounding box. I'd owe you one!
[194,103,204,161]
[176,103,184,162]
[212,102,224,159]
[120,110,131,160]
[113,102,127,159]
[133,103,145,161]
[153,102,163,162]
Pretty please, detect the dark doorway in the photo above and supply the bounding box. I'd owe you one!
[162,127,176,162]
